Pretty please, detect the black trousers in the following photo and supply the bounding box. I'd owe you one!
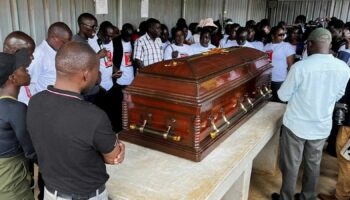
[38,172,44,200]
[107,84,127,132]
[271,81,284,103]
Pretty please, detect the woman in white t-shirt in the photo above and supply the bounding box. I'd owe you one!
[161,24,171,53]
[191,29,216,55]
[219,23,240,48]
[164,28,193,60]
[232,27,255,48]
[263,26,295,102]
[247,26,264,51]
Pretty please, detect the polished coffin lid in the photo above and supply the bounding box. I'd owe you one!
[122,47,272,161]
[125,47,271,105]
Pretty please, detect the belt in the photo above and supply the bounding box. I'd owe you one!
[46,184,105,200]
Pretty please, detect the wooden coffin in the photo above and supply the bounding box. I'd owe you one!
[120,47,272,162]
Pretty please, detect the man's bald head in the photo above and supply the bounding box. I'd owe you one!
[55,42,99,93]
[3,31,35,55]
[56,42,98,74]
[77,13,97,25]
[48,22,72,39]
[307,28,332,55]
[47,22,72,51]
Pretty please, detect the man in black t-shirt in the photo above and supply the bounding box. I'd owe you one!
[27,42,125,200]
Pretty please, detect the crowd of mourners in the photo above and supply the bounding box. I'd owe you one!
[1,11,350,200]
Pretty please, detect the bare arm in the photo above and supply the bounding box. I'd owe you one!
[102,142,125,165]
[287,55,295,71]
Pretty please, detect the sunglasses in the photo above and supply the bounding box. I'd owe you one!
[81,23,98,31]
[277,33,286,37]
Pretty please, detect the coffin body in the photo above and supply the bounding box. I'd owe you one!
[120,47,272,162]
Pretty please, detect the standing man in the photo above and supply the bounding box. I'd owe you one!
[108,23,135,132]
[18,22,72,105]
[318,24,350,200]
[73,13,106,59]
[18,22,71,200]
[3,31,35,104]
[27,42,125,200]
[73,13,98,43]
[133,18,163,68]
[3,31,35,57]
[271,28,350,200]
[328,19,345,55]
[88,21,120,92]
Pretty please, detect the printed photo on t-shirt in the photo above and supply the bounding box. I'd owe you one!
[124,52,132,66]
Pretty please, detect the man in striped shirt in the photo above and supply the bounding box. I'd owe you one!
[133,18,163,68]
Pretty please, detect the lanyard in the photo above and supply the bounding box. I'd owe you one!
[0,96,17,101]
[24,86,32,98]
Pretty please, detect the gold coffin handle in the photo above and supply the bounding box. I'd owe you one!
[129,120,181,142]
[210,104,248,139]
[210,86,271,139]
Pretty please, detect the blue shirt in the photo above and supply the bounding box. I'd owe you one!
[278,54,350,140]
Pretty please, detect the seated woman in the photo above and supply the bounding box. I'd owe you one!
[0,49,36,200]
[191,29,216,55]
[164,28,194,60]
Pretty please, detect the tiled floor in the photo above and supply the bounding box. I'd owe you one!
[249,151,339,200]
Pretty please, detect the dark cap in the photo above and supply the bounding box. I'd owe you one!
[0,48,30,86]
[307,28,332,43]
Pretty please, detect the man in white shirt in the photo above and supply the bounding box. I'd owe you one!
[18,22,72,104]
[272,28,350,200]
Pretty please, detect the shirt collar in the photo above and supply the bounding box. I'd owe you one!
[145,33,159,42]
[308,53,334,58]
[43,40,57,55]
[145,33,152,40]
[47,85,83,100]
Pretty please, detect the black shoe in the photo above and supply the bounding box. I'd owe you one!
[294,193,300,200]
[271,193,280,200]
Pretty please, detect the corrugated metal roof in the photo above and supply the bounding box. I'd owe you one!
[269,0,350,26]
[0,0,120,50]
[0,0,268,50]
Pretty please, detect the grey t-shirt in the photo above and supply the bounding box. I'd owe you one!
[72,34,88,43]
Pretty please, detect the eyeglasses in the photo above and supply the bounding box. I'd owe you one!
[278,33,286,37]
[81,23,98,31]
